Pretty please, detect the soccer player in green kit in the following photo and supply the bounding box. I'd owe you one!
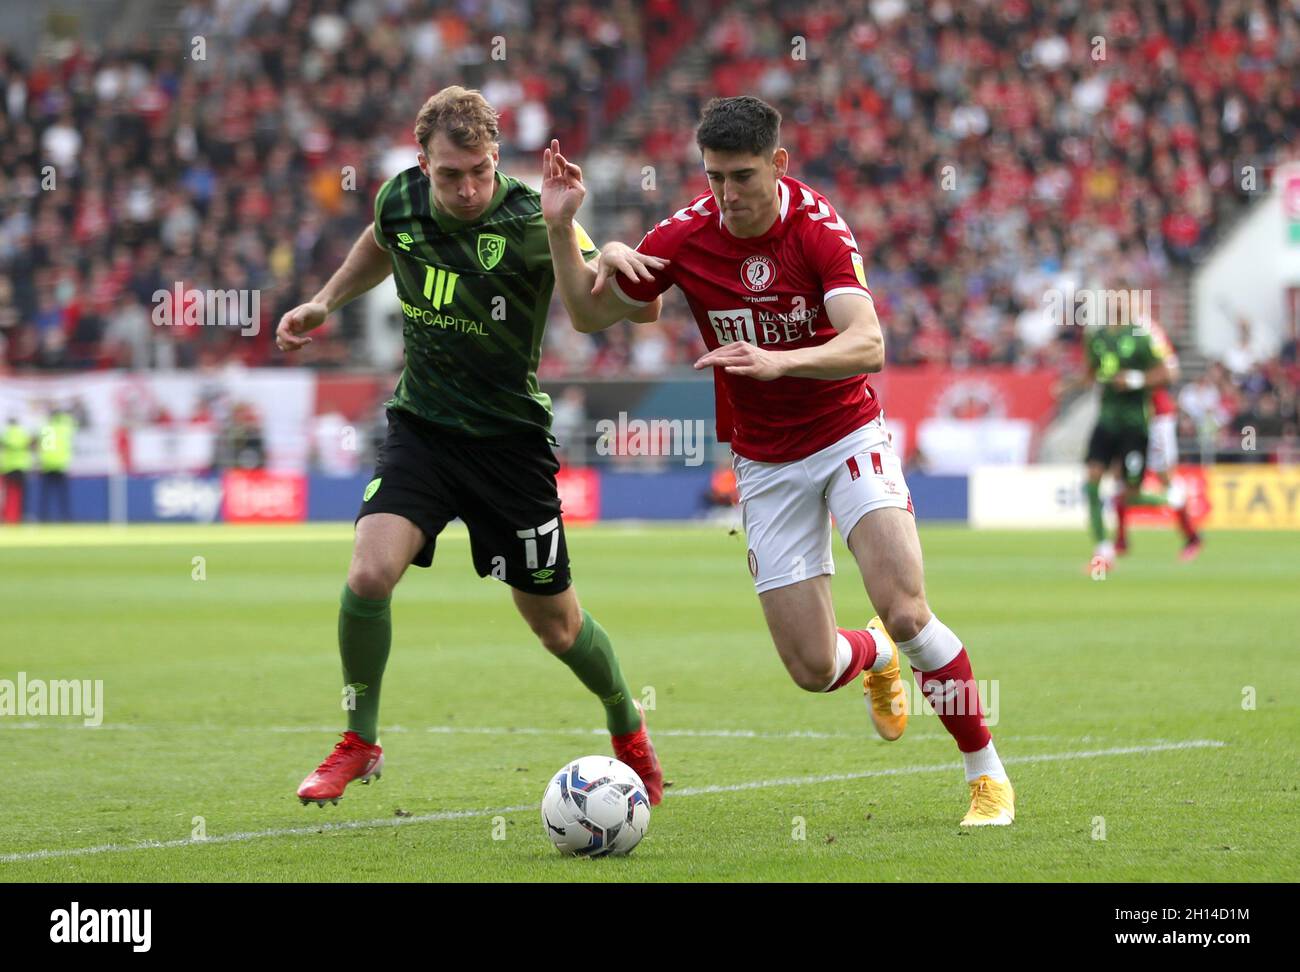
[1080,317,1200,570]
[277,86,665,806]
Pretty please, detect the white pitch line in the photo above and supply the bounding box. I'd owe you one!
[666,740,1226,796]
[0,805,537,864]
[0,739,1225,865]
[0,722,1066,743]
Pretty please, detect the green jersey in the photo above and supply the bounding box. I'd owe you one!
[1086,324,1168,432]
[372,167,598,438]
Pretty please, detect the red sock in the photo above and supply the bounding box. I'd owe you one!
[915,648,991,753]
[1114,497,1128,548]
[828,627,878,690]
[1175,506,1198,542]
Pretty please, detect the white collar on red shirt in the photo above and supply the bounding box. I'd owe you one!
[718,178,790,232]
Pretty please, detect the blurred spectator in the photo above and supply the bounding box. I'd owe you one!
[1232,391,1284,462]
[214,402,266,471]
[1,416,34,523]
[1223,317,1262,380]
[550,385,589,464]
[38,405,76,521]
[1280,317,1298,368]
[1178,367,1227,452]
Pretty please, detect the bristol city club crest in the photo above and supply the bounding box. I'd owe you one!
[741,255,776,292]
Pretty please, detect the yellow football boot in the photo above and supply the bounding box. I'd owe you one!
[960,775,1016,826]
[862,616,907,741]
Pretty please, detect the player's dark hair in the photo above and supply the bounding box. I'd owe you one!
[695,96,781,157]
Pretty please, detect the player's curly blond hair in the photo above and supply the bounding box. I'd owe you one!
[414,86,500,152]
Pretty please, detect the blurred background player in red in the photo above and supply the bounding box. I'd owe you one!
[1114,318,1202,560]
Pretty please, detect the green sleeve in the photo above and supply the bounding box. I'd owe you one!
[524,213,599,272]
[372,176,396,251]
[1085,335,1102,373]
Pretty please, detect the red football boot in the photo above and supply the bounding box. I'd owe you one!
[611,703,664,805]
[297,731,384,807]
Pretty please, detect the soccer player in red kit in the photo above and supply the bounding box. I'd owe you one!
[542,96,1014,825]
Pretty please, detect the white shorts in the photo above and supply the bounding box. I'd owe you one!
[733,416,913,593]
[1148,414,1178,474]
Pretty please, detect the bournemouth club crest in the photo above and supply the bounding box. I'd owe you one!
[477,233,507,270]
[741,255,776,292]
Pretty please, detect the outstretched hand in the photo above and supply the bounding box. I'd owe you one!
[694,341,786,381]
[541,138,585,227]
[592,242,669,295]
[275,302,327,352]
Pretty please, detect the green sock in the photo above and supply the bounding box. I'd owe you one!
[338,584,391,744]
[1084,481,1105,543]
[1127,491,1169,507]
[557,610,641,736]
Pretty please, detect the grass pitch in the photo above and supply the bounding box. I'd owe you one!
[1,522,1296,882]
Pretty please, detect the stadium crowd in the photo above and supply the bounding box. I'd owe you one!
[0,0,701,372]
[1180,317,1300,463]
[544,0,1300,378]
[0,0,1296,435]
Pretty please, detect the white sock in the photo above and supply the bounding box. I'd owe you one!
[867,627,893,673]
[1166,478,1186,509]
[962,740,1007,783]
[824,633,854,691]
[895,615,962,672]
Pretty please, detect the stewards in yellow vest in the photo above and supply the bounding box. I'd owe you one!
[39,409,76,522]
[1,418,34,524]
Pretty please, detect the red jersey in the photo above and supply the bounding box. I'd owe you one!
[1147,319,1177,416]
[613,176,880,462]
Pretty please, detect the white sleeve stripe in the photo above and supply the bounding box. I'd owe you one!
[609,277,651,307]
[825,287,873,303]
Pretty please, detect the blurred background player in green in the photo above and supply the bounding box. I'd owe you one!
[1080,316,1200,570]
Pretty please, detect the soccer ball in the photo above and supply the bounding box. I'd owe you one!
[541,755,651,857]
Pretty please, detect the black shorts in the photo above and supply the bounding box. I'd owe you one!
[357,408,571,595]
[1086,423,1148,485]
